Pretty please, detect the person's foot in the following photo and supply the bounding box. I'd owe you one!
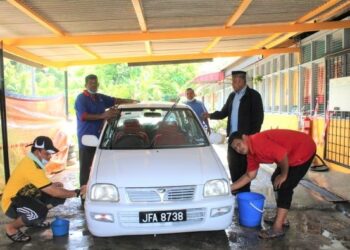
[263,216,290,228]
[6,230,31,242]
[258,228,285,239]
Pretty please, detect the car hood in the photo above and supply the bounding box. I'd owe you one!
[94,147,226,187]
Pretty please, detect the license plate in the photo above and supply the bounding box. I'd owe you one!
[139,210,187,223]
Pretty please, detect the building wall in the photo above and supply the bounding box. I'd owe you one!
[198,24,350,172]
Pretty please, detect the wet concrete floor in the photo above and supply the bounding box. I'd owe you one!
[1,146,350,249]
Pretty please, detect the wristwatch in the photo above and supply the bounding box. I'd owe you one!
[74,189,81,197]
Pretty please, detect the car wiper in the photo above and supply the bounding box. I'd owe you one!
[148,97,180,149]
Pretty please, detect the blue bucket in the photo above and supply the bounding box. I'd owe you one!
[237,192,265,227]
[51,217,69,237]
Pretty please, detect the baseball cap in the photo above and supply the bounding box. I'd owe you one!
[28,136,59,154]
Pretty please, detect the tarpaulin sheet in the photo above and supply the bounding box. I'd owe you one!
[0,94,69,193]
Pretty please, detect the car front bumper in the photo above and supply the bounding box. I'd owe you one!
[85,196,235,237]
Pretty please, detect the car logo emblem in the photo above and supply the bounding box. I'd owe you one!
[157,188,167,202]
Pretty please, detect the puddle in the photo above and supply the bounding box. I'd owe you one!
[320,230,347,250]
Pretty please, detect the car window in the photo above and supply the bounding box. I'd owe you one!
[100,108,209,149]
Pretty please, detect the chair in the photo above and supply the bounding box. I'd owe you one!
[153,121,187,146]
[114,119,149,147]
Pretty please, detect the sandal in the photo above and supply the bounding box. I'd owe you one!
[6,230,31,242]
[32,221,50,228]
[263,216,290,228]
[258,228,285,239]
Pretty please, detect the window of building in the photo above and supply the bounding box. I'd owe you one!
[313,39,325,60]
[281,72,288,112]
[273,58,278,73]
[261,64,265,76]
[302,66,312,114]
[313,62,325,115]
[301,44,312,64]
[265,77,272,112]
[328,30,343,53]
[273,75,280,112]
[266,62,271,75]
[327,54,346,79]
[289,70,299,113]
[280,55,286,70]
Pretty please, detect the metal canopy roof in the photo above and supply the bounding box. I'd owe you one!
[1,0,350,68]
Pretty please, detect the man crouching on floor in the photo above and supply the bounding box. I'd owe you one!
[1,136,87,243]
[229,129,316,239]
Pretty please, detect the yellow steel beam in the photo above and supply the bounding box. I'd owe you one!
[75,45,100,59]
[131,0,152,56]
[225,0,253,27]
[4,20,350,47]
[3,44,57,67]
[53,47,299,68]
[202,37,222,53]
[296,0,342,23]
[316,1,350,22]
[263,0,342,49]
[131,0,147,32]
[203,0,252,53]
[7,0,99,61]
[6,0,64,36]
[145,41,152,55]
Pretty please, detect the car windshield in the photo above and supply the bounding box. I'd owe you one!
[100,107,209,149]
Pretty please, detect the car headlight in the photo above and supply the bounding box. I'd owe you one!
[90,184,119,202]
[204,179,229,197]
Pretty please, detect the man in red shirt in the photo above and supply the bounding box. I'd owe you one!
[229,129,316,239]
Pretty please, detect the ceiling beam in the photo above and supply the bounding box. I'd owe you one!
[6,0,64,36]
[131,0,147,31]
[4,20,350,47]
[202,0,252,53]
[261,0,343,49]
[52,47,299,68]
[3,44,57,67]
[7,0,99,60]
[131,0,153,55]
[225,0,253,27]
[315,1,350,22]
[75,45,100,59]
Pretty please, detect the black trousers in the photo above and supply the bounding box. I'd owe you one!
[6,193,65,226]
[227,145,250,193]
[79,146,96,186]
[271,154,315,209]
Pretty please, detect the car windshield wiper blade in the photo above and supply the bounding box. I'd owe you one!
[148,97,180,149]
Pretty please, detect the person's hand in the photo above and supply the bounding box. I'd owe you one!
[273,174,287,190]
[202,112,210,120]
[128,99,139,104]
[103,109,119,120]
[80,185,87,196]
[52,182,63,188]
[230,184,239,196]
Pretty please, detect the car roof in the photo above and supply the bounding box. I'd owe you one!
[118,101,189,109]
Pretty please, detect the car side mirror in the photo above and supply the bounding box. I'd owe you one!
[209,133,223,144]
[82,135,99,147]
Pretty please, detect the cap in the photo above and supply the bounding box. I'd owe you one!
[29,136,59,154]
[231,71,246,77]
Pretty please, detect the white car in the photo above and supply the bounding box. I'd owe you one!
[82,102,234,237]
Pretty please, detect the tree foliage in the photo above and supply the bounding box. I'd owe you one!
[3,59,199,115]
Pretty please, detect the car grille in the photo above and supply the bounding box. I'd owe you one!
[126,186,196,202]
[119,208,206,227]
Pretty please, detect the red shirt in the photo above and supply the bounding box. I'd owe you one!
[246,129,316,172]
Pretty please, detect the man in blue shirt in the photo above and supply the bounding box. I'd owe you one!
[184,88,211,134]
[75,74,136,191]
